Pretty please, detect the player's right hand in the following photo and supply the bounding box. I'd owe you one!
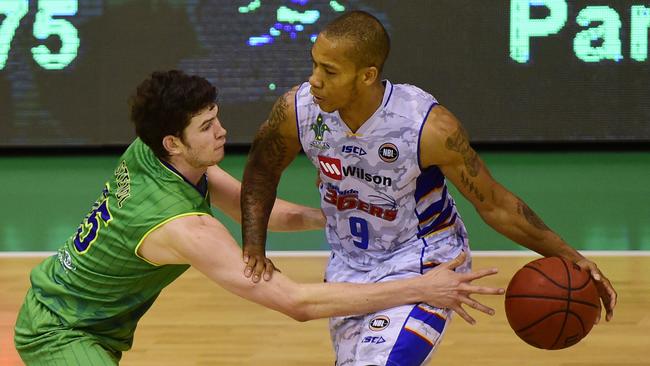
[243,245,278,283]
[575,257,617,323]
[420,251,505,325]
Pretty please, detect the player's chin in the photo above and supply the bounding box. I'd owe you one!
[318,103,337,113]
[213,151,225,164]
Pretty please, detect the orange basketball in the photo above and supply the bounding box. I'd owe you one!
[505,257,601,350]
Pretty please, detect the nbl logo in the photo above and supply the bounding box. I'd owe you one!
[369,315,390,331]
[378,143,399,163]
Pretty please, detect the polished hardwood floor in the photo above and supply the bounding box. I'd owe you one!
[1,255,648,365]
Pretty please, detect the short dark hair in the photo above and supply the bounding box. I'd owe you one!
[321,10,390,72]
[129,70,217,159]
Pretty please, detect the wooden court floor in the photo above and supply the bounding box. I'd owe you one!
[1,255,648,366]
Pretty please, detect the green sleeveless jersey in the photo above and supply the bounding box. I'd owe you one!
[28,138,213,352]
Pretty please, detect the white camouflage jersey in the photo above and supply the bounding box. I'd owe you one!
[296,81,466,271]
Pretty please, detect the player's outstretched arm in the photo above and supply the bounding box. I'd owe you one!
[419,105,617,322]
[138,215,504,322]
[241,88,303,282]
[207,165,325,232]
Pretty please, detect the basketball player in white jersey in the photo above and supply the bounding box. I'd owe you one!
[241,11,617,366]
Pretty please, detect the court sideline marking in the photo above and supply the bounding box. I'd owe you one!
[1,250,649,258]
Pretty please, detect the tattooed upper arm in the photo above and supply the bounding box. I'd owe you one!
[248,88,301,174]
[420,105,491,206]
[444,124,481,177]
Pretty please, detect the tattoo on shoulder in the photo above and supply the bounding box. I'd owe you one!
[267,93,288,129]
[517,200,550,231]
[445,126,481,177]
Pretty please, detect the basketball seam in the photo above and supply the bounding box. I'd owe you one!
[505,295,600,309]
[514,310,567,333]
[572,277,594,291]
[550,258,571,349]
[515,310,587,342]
[523,263,593,291]
[522,265,569,289]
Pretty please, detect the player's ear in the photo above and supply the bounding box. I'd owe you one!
[361,66,379,86]
[162,135,182,156]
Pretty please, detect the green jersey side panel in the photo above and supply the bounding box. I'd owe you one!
[27,139,213,351]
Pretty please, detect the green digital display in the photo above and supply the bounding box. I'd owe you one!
[0,0,79,70]
[0,0,648,147]
[510,0,650,63]
[0,1,29,69]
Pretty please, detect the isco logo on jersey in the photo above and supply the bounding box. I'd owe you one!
[341,145,367,156]
[318,155,392,186]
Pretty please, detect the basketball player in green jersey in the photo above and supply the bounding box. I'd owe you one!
[14,70,504,365]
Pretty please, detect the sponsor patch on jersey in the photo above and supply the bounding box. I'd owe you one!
[57,248,76,272]
[369,315,390,331]
[361,336,386,344]
[324,183,358,196]
[341,145,367,156]
[317,156,392,186]
[378,143,399,163]
[309,114,331,150]
[318,155,342,180]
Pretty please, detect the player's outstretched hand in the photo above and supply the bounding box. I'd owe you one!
[243,246,279,283]
[420,251,504,325]
[575,257,617,323]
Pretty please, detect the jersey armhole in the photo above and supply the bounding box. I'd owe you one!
[417,101,439,171]
[134,212,213,267]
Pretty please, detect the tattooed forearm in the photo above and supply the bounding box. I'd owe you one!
[517,200,550,231]
[241,94,291,248]
[459,170,485,202]
[445,126,480,177]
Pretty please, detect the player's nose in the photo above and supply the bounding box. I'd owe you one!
[214,119,227,139]
[309,73,322,89]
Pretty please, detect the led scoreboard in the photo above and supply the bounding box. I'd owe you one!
[0,0,648,146]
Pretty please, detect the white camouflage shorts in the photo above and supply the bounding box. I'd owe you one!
[326,232,471,366]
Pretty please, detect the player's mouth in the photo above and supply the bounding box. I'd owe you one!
[215,138,226,150]
[311,92,324,103]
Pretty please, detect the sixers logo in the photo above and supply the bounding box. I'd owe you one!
[323,188,397,222]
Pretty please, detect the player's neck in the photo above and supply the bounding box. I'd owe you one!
[164,156,207,186]
[339,82,385,133]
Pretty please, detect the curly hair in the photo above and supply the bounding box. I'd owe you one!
[321,11,390,72]
[129,70,217,159]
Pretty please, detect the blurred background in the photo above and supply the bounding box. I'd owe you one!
[1,0,649,252]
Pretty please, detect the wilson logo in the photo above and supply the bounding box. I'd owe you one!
[317,156,392,186]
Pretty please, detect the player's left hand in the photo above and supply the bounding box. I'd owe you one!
[243,246,279,283]
[575,257,617,323]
